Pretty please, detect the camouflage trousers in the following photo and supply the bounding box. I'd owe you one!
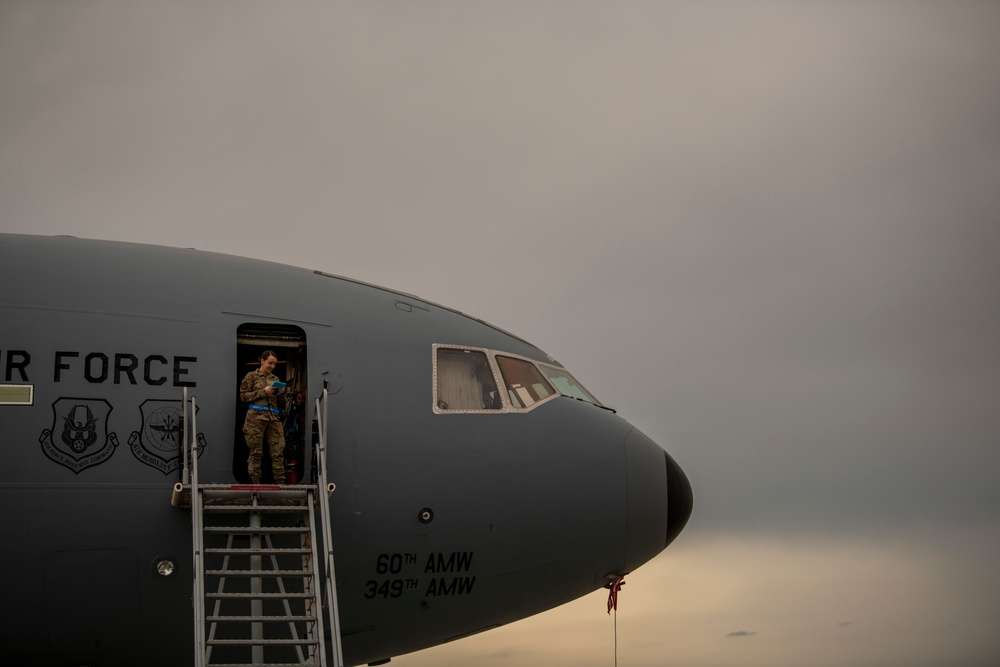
[243,417,286,484]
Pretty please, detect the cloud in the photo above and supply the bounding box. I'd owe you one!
[3,2,1000,667]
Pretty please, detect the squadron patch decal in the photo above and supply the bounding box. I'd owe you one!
[128,399,206,474]
[39,398,119,474]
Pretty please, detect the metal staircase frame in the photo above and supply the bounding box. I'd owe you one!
[176,388,343,667]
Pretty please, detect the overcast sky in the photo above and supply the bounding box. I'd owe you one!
[3,1,999,665]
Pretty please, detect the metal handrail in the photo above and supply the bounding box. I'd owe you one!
[314,389,344,667]
[182,386,190,486]
[304,488,328,667]
[187,390,207,667]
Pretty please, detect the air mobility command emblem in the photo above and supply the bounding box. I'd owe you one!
[129,399,205,474]
[39,398,119,473]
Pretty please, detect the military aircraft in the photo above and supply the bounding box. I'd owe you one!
[0,233,692,667]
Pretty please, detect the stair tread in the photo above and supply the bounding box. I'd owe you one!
[207,615,317,622]
[205,663,320,667]
[206,548,312,554]
[204,505,310,512]
[205,569,314,576]
[205,664,320,667]
[207,638,319,645]
[206,592,315,599]
[204,526,308,533]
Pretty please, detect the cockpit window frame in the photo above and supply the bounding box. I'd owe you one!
[433,345,603,415]
[432,344,507,415]
[537,362,604,408]
[432,345,569,415]
[493,353,559,412]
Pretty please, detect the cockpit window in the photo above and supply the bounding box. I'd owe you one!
[538,364,602,407]
[495,356,556,409]
[434,347,502,412]
[433,345,604,414]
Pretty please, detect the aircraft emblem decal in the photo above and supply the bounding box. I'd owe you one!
[128,399,206,474]
[39,398,119,474]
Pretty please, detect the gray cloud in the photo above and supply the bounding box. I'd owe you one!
[3,2,1000,666]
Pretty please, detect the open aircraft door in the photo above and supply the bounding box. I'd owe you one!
[233,324,308,484]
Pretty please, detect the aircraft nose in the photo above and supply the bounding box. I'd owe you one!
[624,428,693,571]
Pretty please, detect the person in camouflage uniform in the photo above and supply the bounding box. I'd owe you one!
[239,350,286,484]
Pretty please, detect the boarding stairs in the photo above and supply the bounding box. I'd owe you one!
[173,389,344,667]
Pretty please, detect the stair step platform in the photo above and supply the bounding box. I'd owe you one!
[207,663,321,667]
[205,569,314,578]
[207,638,319,646]
[206,592,316,599]
[201,484,315,500]
[206,547,312,555]
[204,504,311,512]
[204,526,309,534]
[207,615,317,623]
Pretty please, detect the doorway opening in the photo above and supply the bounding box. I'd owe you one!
[234,324,308,484]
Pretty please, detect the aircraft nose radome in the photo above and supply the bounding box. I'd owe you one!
[664,448,693,548]
[623,429,693,572]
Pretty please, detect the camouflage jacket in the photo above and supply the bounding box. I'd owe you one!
[240,369,282,421]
